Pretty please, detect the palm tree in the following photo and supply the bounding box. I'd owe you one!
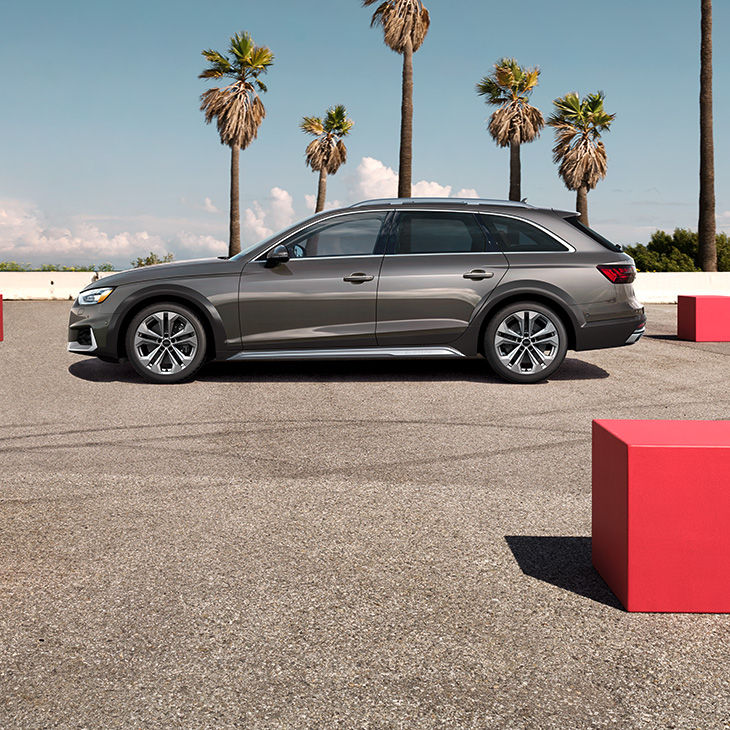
[476,59,544,202]
[301,105,354,212]
[199,32,274,257]
[698,0,717,271]
[363,0,430,198]
[548,92,615,227]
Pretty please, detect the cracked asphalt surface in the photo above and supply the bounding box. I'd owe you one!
[1,301,729,729]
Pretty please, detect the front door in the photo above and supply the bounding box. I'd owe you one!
[376,210,509,346]
[239,212,387,350]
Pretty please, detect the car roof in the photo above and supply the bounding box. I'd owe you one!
[350,197,533,209]
[348,198,578,218]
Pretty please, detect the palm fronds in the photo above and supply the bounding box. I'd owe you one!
[305,137,348,174]
[548,91,615,191]
[200,83,266,149]
[363,0,430,53]
[300,105,353,175]
[199,32,274,149]
[477,58,544,146]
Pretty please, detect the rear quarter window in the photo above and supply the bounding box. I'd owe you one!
[563,216,622,252]
[480,215,568,253]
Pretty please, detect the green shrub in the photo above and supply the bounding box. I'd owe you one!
[0,261,115,271]
[131,252,174,268]
[625,229,729,272]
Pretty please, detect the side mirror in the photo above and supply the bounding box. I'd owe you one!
[265,244,290,267]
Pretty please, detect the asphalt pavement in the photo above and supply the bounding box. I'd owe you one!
[0,302,728,729]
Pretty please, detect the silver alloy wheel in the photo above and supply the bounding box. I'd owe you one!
[494,309,560,375]
[133,311,198,376]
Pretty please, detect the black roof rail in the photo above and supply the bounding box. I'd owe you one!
[350,197,534,209]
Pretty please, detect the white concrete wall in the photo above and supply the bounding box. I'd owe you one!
[633,272,730,304]
[0,271,116,300]
[1,270,729,304]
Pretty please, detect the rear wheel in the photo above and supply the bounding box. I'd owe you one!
[125,303,206,383]
[484,301,568,383]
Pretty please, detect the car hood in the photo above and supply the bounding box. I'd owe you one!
[83,258,238,291]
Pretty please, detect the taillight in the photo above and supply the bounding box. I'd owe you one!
[597,264,636,284]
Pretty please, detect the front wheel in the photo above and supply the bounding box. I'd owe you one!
[484,302,568,384]
[125,303,207,384]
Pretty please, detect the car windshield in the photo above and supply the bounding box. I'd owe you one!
[229,215,318,261]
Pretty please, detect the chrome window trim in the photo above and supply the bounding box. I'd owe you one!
[379,251,507,257]
[254,209,391,261]
[479,212,576,253]
[260,253,385,262]
[254,207,575,261]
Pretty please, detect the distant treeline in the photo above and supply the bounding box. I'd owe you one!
[0,262,115,272]
[0,252,175,271]
[625,230,729,272]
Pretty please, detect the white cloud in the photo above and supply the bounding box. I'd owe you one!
[268,187,295,230]
[352,157,398,199]
[412,180,452,197]
[242,187,296,243]
[242,201,272,240]
[349,157,479,202]
[0,198,225,266]
[203,197,218,213]
[304,194,343,212]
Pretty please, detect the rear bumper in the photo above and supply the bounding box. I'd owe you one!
[574,312,646,351]
[625,325,645,345]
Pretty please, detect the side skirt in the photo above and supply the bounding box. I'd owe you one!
[226,346,467,361]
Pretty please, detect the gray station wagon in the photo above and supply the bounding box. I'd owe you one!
[68,198,645,384]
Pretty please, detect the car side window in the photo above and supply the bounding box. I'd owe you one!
[393,212,487,254]
[481,215,568,252]
[277,213,387,259]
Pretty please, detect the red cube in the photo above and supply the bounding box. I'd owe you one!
[677,295,730,342]
[592,419,730,612]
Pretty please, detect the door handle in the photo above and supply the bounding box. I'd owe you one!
[343,273,374,283]
[463,269,494,280]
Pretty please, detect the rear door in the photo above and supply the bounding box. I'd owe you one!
[239,211,387,350]
[376,210,509,346]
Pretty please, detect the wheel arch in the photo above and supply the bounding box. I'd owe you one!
[111,286,225,360]
[474,286,580,355]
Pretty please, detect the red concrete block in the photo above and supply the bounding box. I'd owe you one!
[677,295,730,341]
[592,419,730,612]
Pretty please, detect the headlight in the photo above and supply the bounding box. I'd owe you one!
[77,287,114,305]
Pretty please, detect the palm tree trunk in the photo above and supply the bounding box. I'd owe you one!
[315,169,327,213]
[698,0,717,271]
[576,187,589,227]
[229,144,241,257]
[509,142,521,201]
[398,37,414,199]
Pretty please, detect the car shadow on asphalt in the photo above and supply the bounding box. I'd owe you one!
[68,357,609,384]
[504,535,623,610]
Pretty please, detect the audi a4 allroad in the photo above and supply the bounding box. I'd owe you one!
[68,198,645,384]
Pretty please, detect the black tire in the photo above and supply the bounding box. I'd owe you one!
[484,301,568,384]
[125,302,207,384]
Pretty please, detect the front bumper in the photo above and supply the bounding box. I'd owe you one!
[67,302,116,359]
[67,326,98,353]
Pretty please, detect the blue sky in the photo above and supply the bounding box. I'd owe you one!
[1,0,728,267]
